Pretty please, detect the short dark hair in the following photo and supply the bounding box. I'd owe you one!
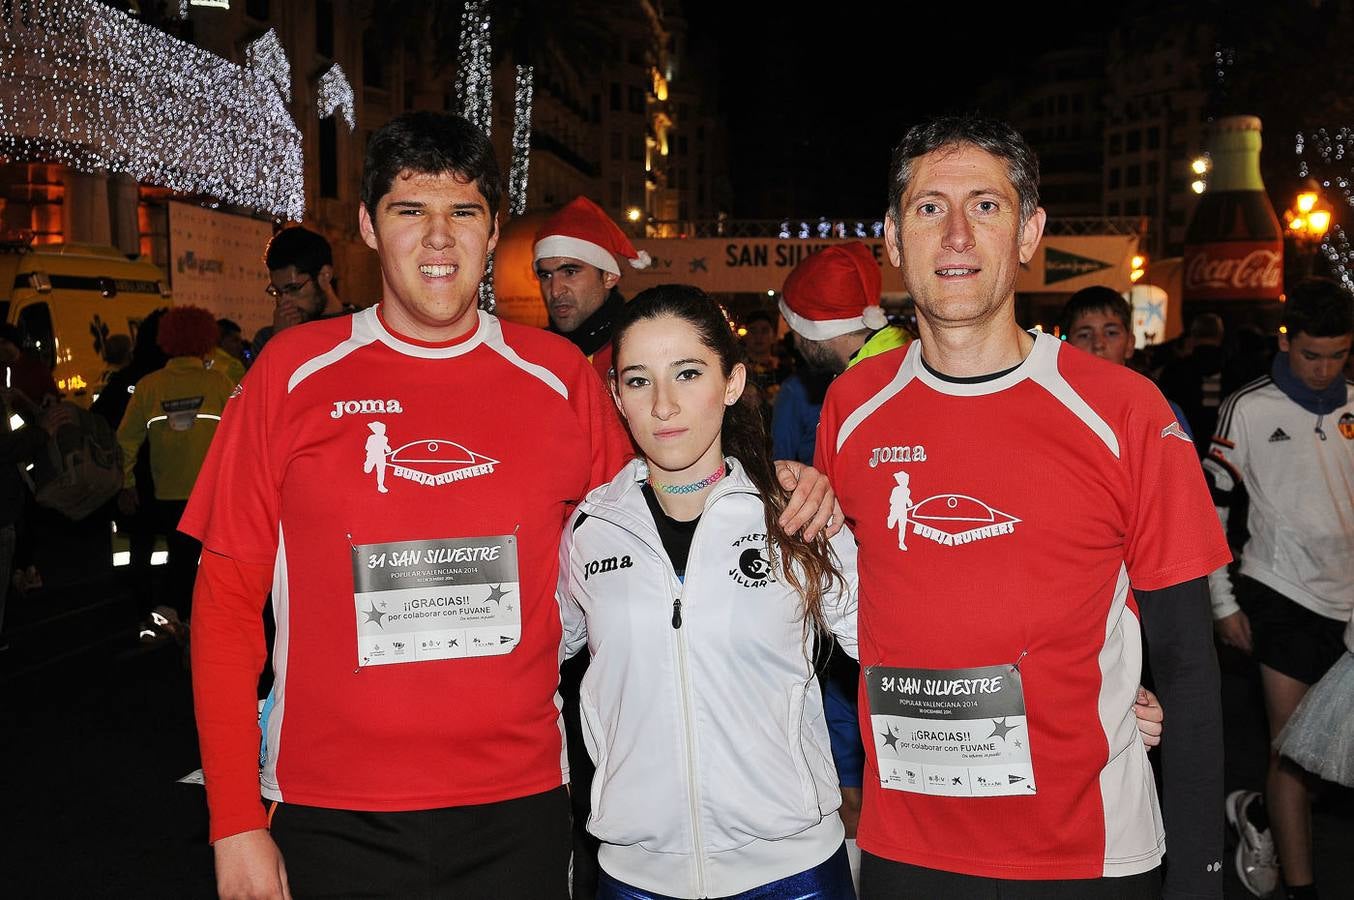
[1059,286,1131,335]
[887,115,1040,226]
[217,318,241,336]
[1283,277,1354,338]
[265,226,332,277]
[362,111,502,220]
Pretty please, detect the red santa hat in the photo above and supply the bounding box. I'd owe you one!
[778,242,886,341]
[533,196,652,276]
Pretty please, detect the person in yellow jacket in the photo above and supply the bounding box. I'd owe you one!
[116,305,234,642]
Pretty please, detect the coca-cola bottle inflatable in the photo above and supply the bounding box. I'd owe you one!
[1183,115,1283,303]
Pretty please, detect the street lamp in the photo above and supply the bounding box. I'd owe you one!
[1190,155,1210,194]
[1284,182,1333,276]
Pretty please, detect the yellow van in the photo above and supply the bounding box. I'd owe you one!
[0,241,171,406]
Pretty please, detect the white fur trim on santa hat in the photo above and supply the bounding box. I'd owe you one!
[778,298,865,341]
[533,235,620,275]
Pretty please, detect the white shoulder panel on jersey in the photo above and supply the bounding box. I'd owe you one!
[1027,337,1121,459]
[287,308,381,393]
[835,342,917,453]
[480,313,570,400]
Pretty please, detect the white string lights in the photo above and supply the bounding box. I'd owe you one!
[246,28,291,103]
[453,0,495,309]
[1296,128,1354,290]
[778,220,885,239]
[0,2,303,220]
[455,0,492,136]
[509,65,534,216]
[317,63,355,132]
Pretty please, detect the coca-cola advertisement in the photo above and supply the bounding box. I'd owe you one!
[1182,241,1284,302]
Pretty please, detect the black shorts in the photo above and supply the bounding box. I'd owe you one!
[268,786,571,899]
[1240,576,1347,685]
[859,853,1161,900]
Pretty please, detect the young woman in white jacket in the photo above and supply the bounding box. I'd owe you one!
[556,285,1165,899]
[558,285,859,898]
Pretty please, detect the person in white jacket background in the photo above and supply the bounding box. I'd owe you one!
[559,284,860,899]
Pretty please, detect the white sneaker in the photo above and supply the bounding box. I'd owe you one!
[1226,789,1278,898]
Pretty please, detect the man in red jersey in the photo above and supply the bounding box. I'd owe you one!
[814,116,1229,900]
[184,111,836,900]
[183,112,634,899]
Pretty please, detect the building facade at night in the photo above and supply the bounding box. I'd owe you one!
[0,0,728,309]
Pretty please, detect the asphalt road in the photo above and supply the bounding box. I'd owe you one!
[1,532,1349,899]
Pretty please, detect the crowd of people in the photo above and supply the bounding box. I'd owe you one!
[0,110,1350,900]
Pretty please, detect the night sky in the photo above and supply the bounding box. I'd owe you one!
[680,1,1347,220]
[681,4,1125,219]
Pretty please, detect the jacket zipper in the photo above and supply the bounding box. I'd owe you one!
[673,595,706,895]
[673,511,712,896]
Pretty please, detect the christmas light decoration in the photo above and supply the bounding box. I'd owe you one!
[452,0,494,308]
[1296,128,1354,287]
[779,221,885,240]
[247,28,291,103]
[455,0,492,136]
[509,65,534,216]
[317,63,355,132]
[0,2,302,220]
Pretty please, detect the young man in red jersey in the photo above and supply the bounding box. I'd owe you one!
[185,110,837,900]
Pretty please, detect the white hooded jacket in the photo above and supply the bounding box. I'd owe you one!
[558,457,859,897]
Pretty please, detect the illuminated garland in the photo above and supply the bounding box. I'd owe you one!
[0,2,303,220]
[246,28,290,103]
[778,220,885,239]
[509,65,533,216]
[454,1,495,309]
[455,0,492,136]
[317,63,355,132]
[1296,128,1354,289]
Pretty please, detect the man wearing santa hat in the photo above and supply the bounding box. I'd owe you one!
[774,242,911,464]
[533,196,651,379]
[779,241,910,377]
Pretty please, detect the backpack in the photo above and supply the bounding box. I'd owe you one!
[30,402,123,520]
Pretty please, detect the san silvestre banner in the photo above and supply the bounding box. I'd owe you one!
[628,235,1139,296]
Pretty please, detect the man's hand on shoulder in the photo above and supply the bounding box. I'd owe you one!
[775,460,843,540]
[214,828,291,900]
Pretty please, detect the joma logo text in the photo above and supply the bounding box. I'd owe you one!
[332,399,405,419]
[583,555,633,580]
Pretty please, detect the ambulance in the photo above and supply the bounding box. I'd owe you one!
[0,239,170,406]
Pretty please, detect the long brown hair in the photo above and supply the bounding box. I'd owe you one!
[612,284,845,636]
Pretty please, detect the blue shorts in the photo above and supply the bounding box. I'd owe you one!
[823,652,865,788]
[598,843,854,899]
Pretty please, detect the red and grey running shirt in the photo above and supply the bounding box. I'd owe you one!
[816,332,1229,880]
[182,306,632,838]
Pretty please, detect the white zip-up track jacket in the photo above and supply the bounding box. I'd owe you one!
[558,458,859,897]
[1204,375,1354,621]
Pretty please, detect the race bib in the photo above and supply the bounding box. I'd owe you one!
[351,535,520,667]
[865,662,1035,797]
